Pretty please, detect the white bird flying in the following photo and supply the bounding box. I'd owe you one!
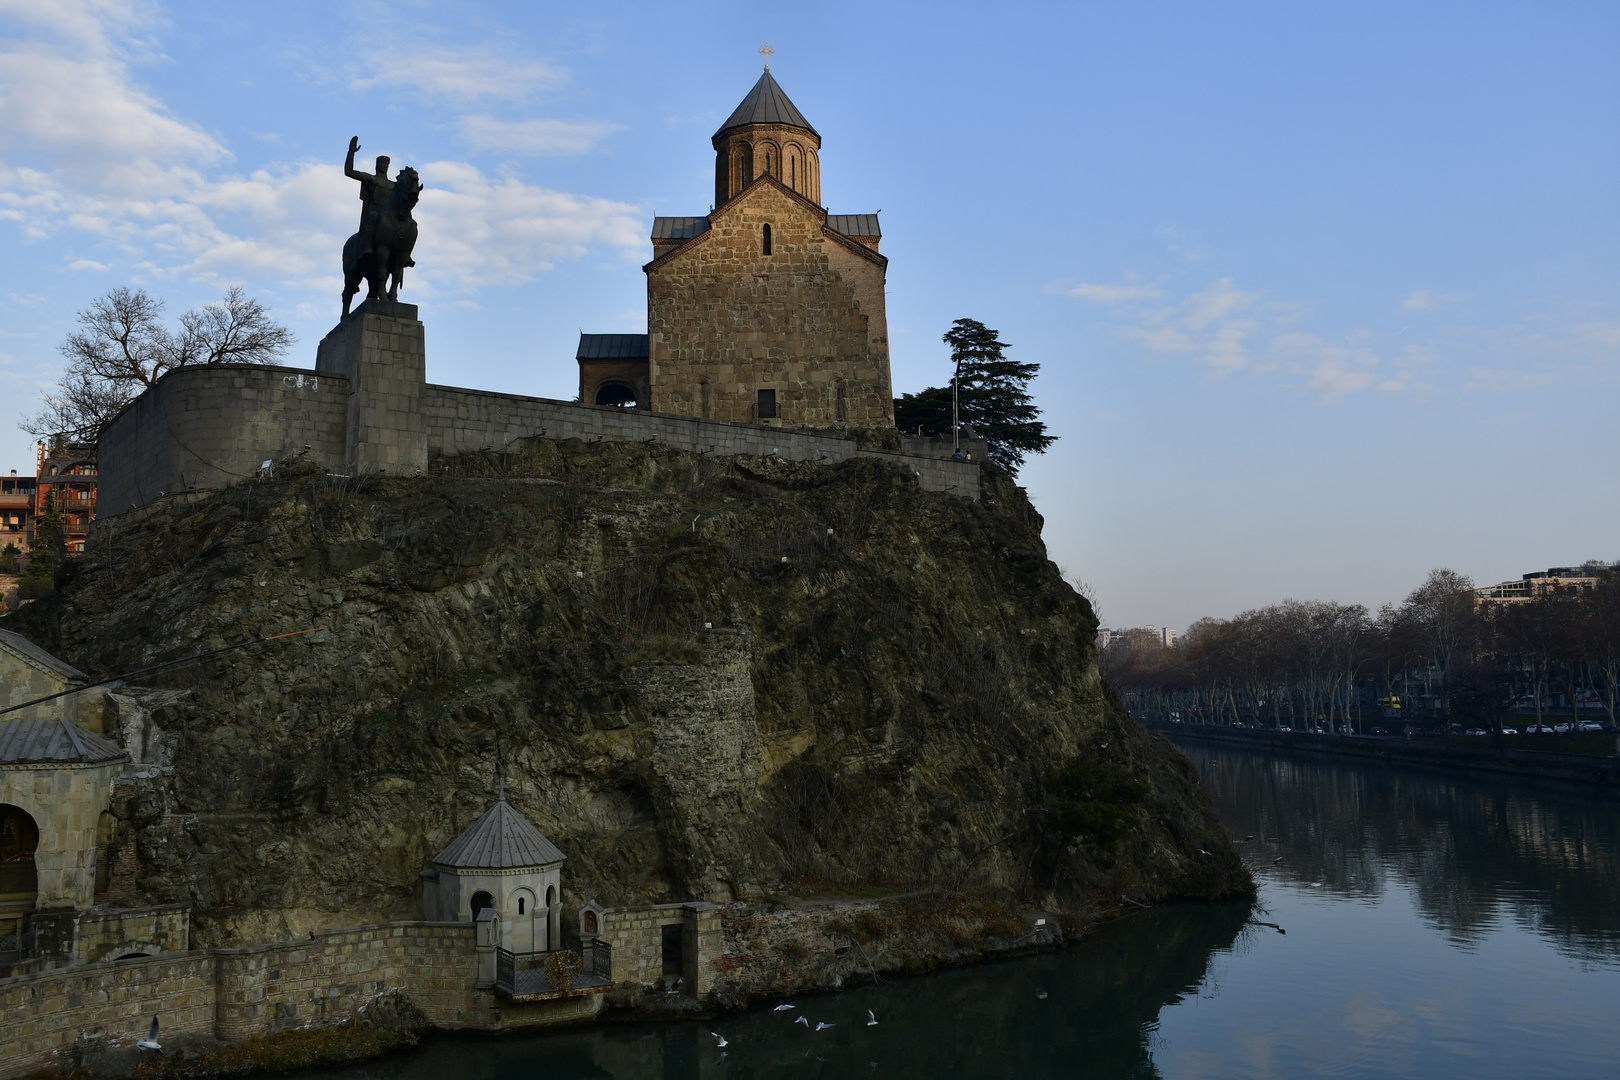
[775,1004,797,1012]
[795,1015,810,1026]
[867,1010,879,1026]
[136,1015,162,1056]
[711,1032,729,1048]
[815,1022,835,1031]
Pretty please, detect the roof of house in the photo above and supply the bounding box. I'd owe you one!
[432,799,567,869]
[715,70,818,138]
[576,333,650,361]
[652,216,712,241]
[0,717,128,765]
[0,629,88,683]
[827,214,881,238]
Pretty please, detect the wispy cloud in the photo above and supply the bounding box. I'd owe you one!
[1069,274,1429,399]
[1403,288,1463,311]
[352,46,564,104]
[1068,281,1162,304]
[459,115,620,157]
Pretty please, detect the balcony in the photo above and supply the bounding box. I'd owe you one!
[494,941,613,1003]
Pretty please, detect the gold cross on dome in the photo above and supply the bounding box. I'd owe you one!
[760,43,774,70]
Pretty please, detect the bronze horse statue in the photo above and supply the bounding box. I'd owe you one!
[342,166,421,316]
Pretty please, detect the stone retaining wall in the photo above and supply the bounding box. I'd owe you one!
[0,920,606,1078]
[596,902,721,993]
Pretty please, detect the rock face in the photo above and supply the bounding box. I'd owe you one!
[9,441,1248,947]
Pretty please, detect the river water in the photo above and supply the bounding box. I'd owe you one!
[310,744,1620,1079]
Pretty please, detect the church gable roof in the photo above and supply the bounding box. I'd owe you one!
[0,629,89,684]
[715,70,818,138]
[0,717,128,765]
[827,214,881,239]
[433,799,566,869]
[576,333,649,360]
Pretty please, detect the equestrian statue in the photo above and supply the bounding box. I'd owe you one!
[342,136,422,316]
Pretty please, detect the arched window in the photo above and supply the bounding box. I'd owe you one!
[738,143,753,192]
[471,890,494,917]
[762,224,772,256]
[517,896,525,915]
[546,884,557,908]
[765,152,772,175]
[790,156,796,190]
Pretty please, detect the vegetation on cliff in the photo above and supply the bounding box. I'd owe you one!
[9,439,1248,947]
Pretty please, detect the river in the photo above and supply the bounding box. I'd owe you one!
[304,743,1620,1078]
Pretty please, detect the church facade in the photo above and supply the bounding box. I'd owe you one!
[578,70,893,428]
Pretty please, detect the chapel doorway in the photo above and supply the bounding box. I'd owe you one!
[0,805,38,911]
[661,922,684,976]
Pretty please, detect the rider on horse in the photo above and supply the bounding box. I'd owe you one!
[345,136,393,259]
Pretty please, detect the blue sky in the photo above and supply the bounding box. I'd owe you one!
[2,1,1616,631]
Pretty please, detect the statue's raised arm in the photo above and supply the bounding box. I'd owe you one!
[344,135,366,182]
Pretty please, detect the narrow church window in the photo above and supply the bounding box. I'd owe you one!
[836,378,847,421]
[791,157,796,189]
[766,152,772,175]
[762,224,772,255]
[518,897,525,915]
[700,378,712,419]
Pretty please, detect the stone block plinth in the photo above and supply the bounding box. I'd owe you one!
[316,299,428,475]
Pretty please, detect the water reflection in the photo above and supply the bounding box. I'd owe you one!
[1182,743,1620,963]
[299,901,1252,1080]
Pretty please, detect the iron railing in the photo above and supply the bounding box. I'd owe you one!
[494,941,612,1000]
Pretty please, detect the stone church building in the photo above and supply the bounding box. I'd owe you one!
[577,70,893,428]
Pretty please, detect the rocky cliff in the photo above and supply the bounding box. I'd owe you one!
[9,440,1248,947]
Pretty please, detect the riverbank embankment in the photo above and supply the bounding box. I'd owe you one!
[1151,723,1620,791]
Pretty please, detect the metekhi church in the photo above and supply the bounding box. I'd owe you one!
[575,68,894,429]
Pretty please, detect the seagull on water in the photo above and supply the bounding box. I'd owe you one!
[815,1022,835,1032]
[136,1016,162,1056]
[795,1015,811,1027]
[711,1032,729,1048]
[867,1009,879,1026]
[774,1003,797,1012]
[1272,857,1284,863]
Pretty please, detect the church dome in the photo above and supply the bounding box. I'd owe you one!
[431,799,566,869]
[714,70,818,138]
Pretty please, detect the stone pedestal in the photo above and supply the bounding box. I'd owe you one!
[315,299,428,475]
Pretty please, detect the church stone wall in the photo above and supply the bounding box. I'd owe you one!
[647,182,892,428]
[97,364,348,518]
[0,761,123,911]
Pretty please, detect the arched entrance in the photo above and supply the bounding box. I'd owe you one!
[0,804,38,912]
[594,382,637,408]
[470,890,494,918]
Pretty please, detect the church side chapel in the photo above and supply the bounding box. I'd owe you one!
[578,64,893,428]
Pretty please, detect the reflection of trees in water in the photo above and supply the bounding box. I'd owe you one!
[1184,745,1620,961]
[340,901,1253,1080]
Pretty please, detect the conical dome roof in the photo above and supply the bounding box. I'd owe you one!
[715,70,818,137]
[432,799,566,869]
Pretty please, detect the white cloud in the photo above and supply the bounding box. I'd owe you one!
[0,5,644,297]
[1067,281,1162,304]
[460,115,620,157]
[1130,278,1262,374]
[353,47,564,104]
[414,161,642,289]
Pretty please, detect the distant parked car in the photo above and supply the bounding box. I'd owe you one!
[1553,723,1573,733]
[1278,725,1292,732]
[1579,721,1604,732]
[1500,727,1518,735]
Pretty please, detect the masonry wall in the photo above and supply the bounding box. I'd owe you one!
[97,365,348,517]
[75,905,190,966]
[0,762,123,911]
[0,921,493,1078]
[647,180,892,427]
[597,903,721,993]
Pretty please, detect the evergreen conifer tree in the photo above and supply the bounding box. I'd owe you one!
[893,318,1055,475]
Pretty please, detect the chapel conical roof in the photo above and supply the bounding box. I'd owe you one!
[715,70,818,138]
[432,799,566,869]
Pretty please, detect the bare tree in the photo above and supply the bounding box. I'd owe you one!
[21,285,295,442]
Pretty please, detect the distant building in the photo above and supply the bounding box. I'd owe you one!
[1098,625,1177,649]
[34,441,97,557]
[1,471,34,549]
[1475,565,1604,606]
